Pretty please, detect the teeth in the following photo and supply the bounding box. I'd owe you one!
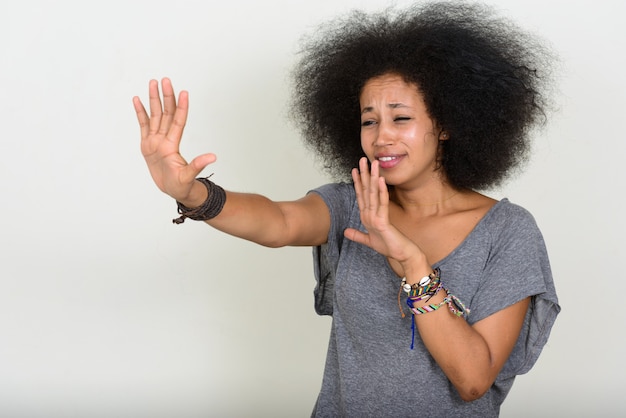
[378,156,397,162]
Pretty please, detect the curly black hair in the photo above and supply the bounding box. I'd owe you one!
[289,1,555,190]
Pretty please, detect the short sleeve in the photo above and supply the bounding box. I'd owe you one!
[308,183,356,316]
[470,202,560,377]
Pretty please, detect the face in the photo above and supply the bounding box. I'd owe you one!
[360,73,445,188]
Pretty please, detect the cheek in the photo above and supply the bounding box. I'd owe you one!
[415,130,438,148]
[360,132,372,155]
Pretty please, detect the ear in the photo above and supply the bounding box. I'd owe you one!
[438,130,450,141]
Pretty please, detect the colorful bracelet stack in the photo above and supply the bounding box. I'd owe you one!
[398,268,470,349]
[398,269,440,317]
[398,268,469,319]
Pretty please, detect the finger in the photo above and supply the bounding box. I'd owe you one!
[359,156,371,182]
[344,227,370,247]
[370,161,391,219]
[158,77,177,135]
[355,158,373,212]
[376,176,390,218]
[164,90,189,147]
[147,79,163,134]
[132,96,150,139]
[357,157,374,210]
[352,167,366,212]
[367,159,381,211]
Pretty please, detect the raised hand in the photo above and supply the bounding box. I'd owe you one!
[344,158,427,274]
[132,78,216,205]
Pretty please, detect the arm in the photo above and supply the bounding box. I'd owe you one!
[344,158,529,401]
[206,191,329,248]
[414,291,529,401]
[132,78,329,248]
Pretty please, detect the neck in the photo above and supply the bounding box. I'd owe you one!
[389,183,463,214]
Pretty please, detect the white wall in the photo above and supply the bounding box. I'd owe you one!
[1,0,624,416]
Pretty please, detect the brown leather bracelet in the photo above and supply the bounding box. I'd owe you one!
[173,177,226,224]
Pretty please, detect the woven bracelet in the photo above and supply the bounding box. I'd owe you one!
[173,177,227,224]
[409,291,470,319]
[407,281,443,306]
[409,297,448,315]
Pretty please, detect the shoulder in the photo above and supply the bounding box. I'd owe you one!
[477,199,549,264]
[310,182,355,199]
[309,182,356,212]
[482,198,540,233]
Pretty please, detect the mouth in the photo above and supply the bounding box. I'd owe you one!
[376,154,404,169]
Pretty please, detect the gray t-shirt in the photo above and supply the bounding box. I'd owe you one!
[309,182,560,417]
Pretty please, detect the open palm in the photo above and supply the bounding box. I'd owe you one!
[132,78,216,202]
[344,158,424,270]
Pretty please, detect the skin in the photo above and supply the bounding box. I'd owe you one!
[133,75,530,402]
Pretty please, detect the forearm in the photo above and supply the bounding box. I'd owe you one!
[400,258,521,402]
[413,294,494,401]
[206,190,292,247]
[392,255,493,395]
[178,179,328,248]
[407,285,530,402]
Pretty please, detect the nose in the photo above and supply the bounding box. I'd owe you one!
[374,121,394,146]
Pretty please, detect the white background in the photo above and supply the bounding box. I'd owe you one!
[1,0,624,416]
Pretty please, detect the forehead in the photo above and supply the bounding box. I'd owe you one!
[359,74,424,107]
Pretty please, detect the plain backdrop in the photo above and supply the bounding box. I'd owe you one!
[1,0,624,416]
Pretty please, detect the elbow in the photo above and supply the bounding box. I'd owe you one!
[455,380,490,403]
[458,386,488,403]
[449,369,491,402]
[258,238,286,248]
[448,354,499,402]
[262,242,286,249]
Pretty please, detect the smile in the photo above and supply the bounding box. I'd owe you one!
[376,155,404,169]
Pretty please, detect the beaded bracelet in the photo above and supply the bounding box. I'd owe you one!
[401,268,441,297]
[173,176,227,224]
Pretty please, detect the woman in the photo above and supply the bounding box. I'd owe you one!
[133,2,559,416]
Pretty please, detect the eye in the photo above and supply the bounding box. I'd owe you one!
[361,120,376,127]
[394,116,411,122]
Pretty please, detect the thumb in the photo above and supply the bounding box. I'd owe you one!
[344,228,369,247]
[187,153,218,178]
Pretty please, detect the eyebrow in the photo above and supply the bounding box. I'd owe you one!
[361,103,409,114]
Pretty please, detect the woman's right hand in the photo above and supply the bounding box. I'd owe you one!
[132,78,216,206]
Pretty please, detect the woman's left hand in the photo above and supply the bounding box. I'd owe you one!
[344,158,426,273]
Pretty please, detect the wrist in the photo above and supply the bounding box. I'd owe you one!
[408,285,447,309]
[173,177,226,224]
[178,180,209,208]
[402,267,441,303]
[400,253,432,286]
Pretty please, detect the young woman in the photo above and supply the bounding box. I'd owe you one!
[133,3,559,416]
